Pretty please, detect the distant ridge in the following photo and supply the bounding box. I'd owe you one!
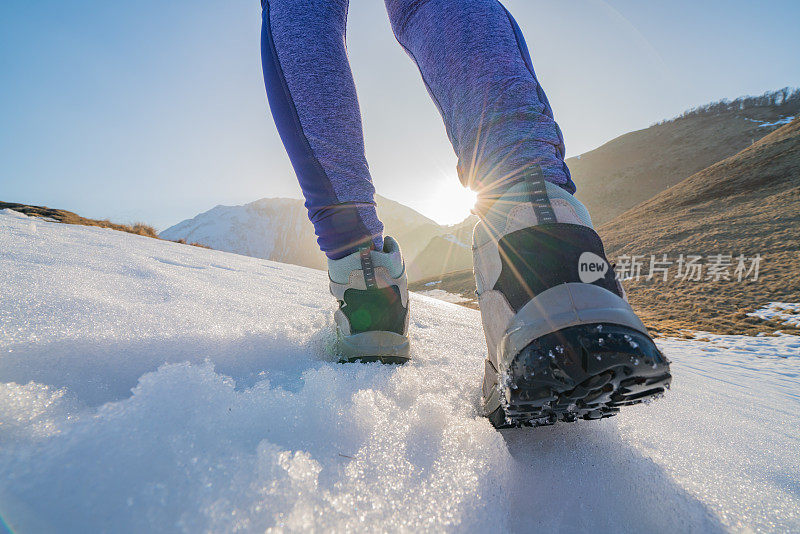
[159,194,458,271]
[651,87,799,126]
[571,88,800,226]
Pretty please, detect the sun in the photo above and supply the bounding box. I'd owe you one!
[430,177,478,225]
[401,171,478,225]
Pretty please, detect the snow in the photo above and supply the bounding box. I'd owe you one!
[749,302,800,328]
[417,289,471,304]
[158,195,443,268]
[743,116,796,128]
[442,233,469,248]
[2,210,799,532]
[158,198,310,261]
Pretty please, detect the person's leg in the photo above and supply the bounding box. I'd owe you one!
[261,0,409,363]
[384,0,574,199]
[261,0,383,259]
[384,0,670,426]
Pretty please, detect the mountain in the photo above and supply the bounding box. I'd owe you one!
[162,89,800,283]
[2,208,799,532]
[374,195,452,264]
[412,118,800,336]
[407,88,800,280]
[160,194,446,271]
[406,215,477,281]
[598,117,800,335]
[571,88,800,226]
[160,197,324,268]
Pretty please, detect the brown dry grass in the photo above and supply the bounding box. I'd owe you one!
[1,202,158,237]
[0,201,210,249]
[172,238,212,249]
[599,118,800,336]
[571,92,800,225]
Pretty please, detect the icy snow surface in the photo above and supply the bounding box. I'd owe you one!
[416,289,471,304]
[1,210,799,533]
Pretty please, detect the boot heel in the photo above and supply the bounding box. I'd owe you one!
[486,323,671,428]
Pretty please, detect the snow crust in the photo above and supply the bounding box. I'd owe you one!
[1,210,799,532]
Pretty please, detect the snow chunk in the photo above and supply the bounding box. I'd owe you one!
[1,208,30,219]
[0,382,76,441]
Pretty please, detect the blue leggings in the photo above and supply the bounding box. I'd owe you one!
[261,0,574,259]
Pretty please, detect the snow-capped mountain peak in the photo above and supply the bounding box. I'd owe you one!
[160,194,465,272]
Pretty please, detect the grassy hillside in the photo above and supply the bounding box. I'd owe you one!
[598,117,800,335]
[571,88,799,225]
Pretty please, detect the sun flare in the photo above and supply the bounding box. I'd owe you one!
[429,176,478,225]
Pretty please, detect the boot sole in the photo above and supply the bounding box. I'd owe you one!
[336,330,410,365]
[486,323,671,428]
[341,355,410,365]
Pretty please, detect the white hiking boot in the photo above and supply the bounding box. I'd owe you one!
[472,170,671,427]
[328,236,410,363]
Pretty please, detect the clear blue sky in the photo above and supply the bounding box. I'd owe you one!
[2,0,799,228]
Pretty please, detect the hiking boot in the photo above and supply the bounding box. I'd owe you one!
[328,236,410,363]
[473,169,671,428]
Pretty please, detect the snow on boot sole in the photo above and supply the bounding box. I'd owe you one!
[485,323,672,428]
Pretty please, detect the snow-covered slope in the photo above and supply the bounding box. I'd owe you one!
[2,209,799,533]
